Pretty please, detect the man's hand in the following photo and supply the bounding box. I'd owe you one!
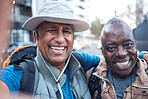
[0,80,10,99]
[143,53,148,64]
[88,67,101,97]
[138,51,148,64]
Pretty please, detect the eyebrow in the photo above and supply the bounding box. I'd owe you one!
[47,25,71,30]
[47,25,58,29]
[63,26,71,30]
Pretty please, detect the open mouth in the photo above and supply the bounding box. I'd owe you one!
[114,59,130,67]
[50,46,66,54]
[115,61,129,67]
[50,46,65,50]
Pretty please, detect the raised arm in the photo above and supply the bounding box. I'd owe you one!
[0,65,23,98]
[73,51,100,71]
[0,80,10,99]
[138,51,148,63]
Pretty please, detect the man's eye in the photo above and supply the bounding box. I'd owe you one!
[47,30,57,34]
[107,47,116,52]
[124,43,133,49]
[63,30,72,35]
[47,30,57,32]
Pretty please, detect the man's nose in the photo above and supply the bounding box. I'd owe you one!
[115,46,127,58]
[55,30,65,43]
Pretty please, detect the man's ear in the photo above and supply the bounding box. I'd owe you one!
[33,31,39,45]
[101,47,104,56]
[101,47,103,53]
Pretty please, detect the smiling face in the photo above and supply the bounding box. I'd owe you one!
[34,22,74,69]
[101,22,137,78]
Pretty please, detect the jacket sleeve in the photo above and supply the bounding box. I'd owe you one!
[0,65,23,96]
[73,51,100,71]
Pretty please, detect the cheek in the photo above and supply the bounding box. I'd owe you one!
[66,35,74,44]
[37,35,53,53]
[104,51,115,65]
[104,52,113,59]
[40,33,53,43]
[128,47,137,57]
[66,36,74,54]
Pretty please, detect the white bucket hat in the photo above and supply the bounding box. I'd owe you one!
[22,1,89,32]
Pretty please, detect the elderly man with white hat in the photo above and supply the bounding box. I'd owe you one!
[0,1,101,99]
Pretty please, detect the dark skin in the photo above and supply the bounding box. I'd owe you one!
[34,22,74,71]
[101,22,137,79]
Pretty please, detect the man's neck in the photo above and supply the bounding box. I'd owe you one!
[56,65,65,72]
[111,65,137,79]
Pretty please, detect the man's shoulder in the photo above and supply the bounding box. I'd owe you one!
[3,45,37,68]
[138,58,148,68]
[0,65,23,80]
[1,65,22,73]
[0,65,23,92]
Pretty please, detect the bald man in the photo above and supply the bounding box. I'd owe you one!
[89,18,148,99]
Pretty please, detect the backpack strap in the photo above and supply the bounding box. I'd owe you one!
[13,56,39,95]
[72,52,89,97]
[4,45,38,95]
[3,45,36,68]
[88,67,101,98]
[72,52,86,81]
[72,52,86,71]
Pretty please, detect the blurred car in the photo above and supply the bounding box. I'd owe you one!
[7,42,35,56]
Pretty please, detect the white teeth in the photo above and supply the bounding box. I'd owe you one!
[51,46,65,50]
[116,61,129,67]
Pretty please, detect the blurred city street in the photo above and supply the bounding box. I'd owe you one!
[0,0,148,67]
[78,43,102,56]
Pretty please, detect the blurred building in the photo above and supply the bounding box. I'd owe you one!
[136,0,144,25]
[10,0,91,44]
[11,0,33,43]
[133,15,148,51]
[66,0,90,21]
[133,0,148,51]
[136,0,148,25]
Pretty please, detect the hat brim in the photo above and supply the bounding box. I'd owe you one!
[22,16,89,32]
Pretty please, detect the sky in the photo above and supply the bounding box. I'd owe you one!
[87,0,148,26]
[32,0,148,27]
[88,0,136,23]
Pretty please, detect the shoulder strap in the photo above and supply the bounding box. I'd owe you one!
[72,52,86,71]
[14,56,39,95]
[3,45,37,68]
[88,67,101,98]
[5,46,38,95]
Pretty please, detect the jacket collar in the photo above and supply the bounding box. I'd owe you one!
[135,58,148,85]
[34,47,81,91]
[93,57,108,79]
[94,57,148,86]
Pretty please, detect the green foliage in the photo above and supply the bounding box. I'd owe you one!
[90,17,104,38]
